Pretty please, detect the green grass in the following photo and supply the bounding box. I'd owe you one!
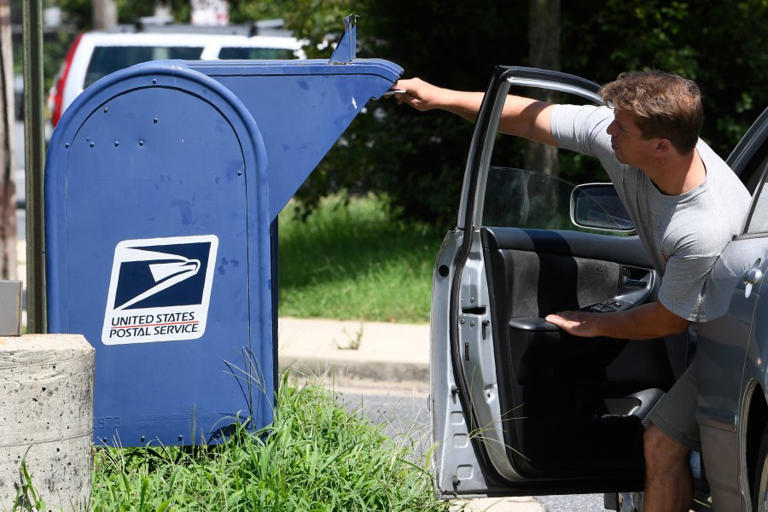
[17,377,448,512]
[278,194,445,323]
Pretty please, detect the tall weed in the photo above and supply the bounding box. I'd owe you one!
[87,378,449,511]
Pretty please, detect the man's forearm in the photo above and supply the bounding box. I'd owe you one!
[394,78,556,145]
[431,89,485,123]
[594,302,689,339]
[545,301,690,340]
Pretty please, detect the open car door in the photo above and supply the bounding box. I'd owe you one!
[430,67,691,498]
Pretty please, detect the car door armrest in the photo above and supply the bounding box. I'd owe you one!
[508,317,559,332]
[626,388,663,418]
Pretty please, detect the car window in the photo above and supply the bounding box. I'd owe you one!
[84,46,204,88]
[745,155,768,234]
[217,47,297,60]
[480,89,613,232]
[483,166,575,229]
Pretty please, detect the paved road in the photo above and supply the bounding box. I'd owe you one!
[537,494,606,511]
[337,386,607,512]
[338,387,432,462]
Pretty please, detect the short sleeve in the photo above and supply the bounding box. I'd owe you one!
[657,253,720,322]
[550,105,614,157]
[550,104,631,186]
[550,103,639,210]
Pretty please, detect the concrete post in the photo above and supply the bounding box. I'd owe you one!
[0,334,94,509]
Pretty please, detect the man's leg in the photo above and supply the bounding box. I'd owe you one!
[642,360,700,512]
[643,423,692,512]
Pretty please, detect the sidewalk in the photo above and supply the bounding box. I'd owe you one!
[277,316,429,390]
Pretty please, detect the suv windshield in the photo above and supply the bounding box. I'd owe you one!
[84,46,204,87]
[218,47,297,59]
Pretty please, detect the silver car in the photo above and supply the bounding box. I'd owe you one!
[430,66,768,511]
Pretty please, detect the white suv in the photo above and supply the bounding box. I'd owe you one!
[48,21,303,128]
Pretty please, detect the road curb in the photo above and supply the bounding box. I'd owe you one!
[277,317,430,388]
[279,354,429,386]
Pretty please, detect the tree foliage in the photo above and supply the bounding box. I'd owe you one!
[288,0,768,225]
[562,0,768,156]
[285,1,530,223]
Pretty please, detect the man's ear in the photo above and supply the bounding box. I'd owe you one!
[655,138,672,154]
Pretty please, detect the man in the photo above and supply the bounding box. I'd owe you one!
[394,71,750,512]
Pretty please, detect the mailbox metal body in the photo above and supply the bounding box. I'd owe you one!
[45,32,401,446]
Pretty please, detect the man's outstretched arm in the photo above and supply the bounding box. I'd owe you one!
[394,78,557,146]
[545,301,690,340]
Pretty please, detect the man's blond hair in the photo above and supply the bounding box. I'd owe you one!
[600,70,703,154]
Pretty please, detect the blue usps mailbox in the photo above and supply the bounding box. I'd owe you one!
[45,19,402,446]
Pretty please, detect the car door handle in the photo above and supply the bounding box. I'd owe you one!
[743,267,764,299]
[743,268,764,285]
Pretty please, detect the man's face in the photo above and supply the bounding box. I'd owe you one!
[606,108,658,167]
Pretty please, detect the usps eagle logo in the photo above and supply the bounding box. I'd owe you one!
[102,235,218,345]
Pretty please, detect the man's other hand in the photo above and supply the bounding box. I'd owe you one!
[546,301,689,340]
[545,311,601,337]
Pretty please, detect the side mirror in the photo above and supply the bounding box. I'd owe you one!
[570,183,636,233]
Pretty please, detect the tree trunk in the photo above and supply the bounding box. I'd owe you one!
[92,0,117,30]
[0,0,17,280]
[525,0,560,175]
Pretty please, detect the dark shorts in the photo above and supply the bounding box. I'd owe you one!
[643,360,700,452]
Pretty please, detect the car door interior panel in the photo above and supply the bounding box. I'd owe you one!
[481,226,678,479]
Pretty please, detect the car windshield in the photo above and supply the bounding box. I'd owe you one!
[217,47,297,59]
[84,46,204,87]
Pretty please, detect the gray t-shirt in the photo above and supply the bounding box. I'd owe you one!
[550,104,751,322]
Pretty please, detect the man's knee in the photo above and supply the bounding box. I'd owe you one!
[644,423,690,471]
